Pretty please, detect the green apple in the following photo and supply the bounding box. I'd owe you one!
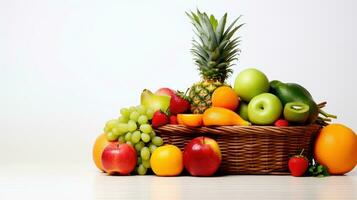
[234,68,270,102]
[238,101,249,121]
[141,89,171,112]
[248,93,283,125]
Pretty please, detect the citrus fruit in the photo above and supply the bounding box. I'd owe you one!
[212,86,239,111]
[177,114,203,127]
[177,114,184,125]
[150,145,183,176]
[314,124,357,175]
[93,133,110,171]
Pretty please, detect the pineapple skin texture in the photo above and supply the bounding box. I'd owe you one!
[189,80,224,114]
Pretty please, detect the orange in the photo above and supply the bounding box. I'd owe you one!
[177,114,203,127]
[212,86,239,111]
[93,133,110,172]
[314,124,357,175]
[203,107,251,126]
[150,145,183,176]
[177,114,184,125]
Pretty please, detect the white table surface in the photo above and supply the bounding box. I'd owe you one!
[0,163,356,200]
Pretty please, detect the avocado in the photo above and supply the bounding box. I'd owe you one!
[270,80,318,123]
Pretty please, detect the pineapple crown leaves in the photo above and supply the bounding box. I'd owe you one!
[186,9,244,82]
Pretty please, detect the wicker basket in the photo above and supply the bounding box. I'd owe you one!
[155,124,321,175]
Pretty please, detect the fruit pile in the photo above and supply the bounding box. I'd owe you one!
[92,10,357,177]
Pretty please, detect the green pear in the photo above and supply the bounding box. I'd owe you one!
[141,89,171,112]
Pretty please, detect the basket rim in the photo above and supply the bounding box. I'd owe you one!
[155,124,321,136]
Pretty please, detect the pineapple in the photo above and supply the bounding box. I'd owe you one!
[187,10,243,114]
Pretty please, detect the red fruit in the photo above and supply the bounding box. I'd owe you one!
[101,143,137,175]
[152,110,169,128]
[156,88,176,97]
[288,150,309,177]
[155,88,190,115]
[183,137,221,176]
[170,92,190,115]
[170,115,178,124]
[274,119,289,127]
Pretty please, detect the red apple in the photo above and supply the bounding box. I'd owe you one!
[155,88,175,97]
[183,137,221,176]
[101,143,137,175]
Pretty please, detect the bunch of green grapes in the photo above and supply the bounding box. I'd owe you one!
[103,105,164,175]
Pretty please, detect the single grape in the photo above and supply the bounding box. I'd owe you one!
[130,111,140,121]
[126,141,133,146]
[118,135,126,143]
[149,131,156,138]
[106,132,118,141]
[127,120,137,132]
[129,106,137,113]
[111,128,120,137]
[146,108,155,120]
[137,115,148,125]
[104,119,118,133]
[140,124,152,134]
[149,144,157,153]
[135,141,145,152]
[152,136,164,146]
[131,131,141,144]
[140,147,150,160]
[120,108,130,118]
[141,133,151,143]
[116,123,129,135]
[142,159,151,168]
[136,105,147,115]
[118,116,129,123]
[124,132,132,141]
[137,164,147,175]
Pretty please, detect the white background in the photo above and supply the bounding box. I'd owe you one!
[1,0,356,175]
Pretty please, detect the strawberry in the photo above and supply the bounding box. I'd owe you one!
[170,90,190,115]
[152,110,169,128]
[288,149,309,177]
[274,119,289,127]
[155,88,190,115]
[169,115,178,124]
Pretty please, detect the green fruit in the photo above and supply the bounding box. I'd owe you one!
[138,115,148,125]
[140,124,152,134]
[104,119,118,133]
[238,101,249,121]
[137,164,147,175]
[152,136,163,146]
[248,93,283,125]
[140,147,150,160]
[284,102,310,123]
[234,68,270,102]
[135,141,145,152]
[142,160,151,168]
[131,131,141,144]
[124,132,132,141]
[141,133,151,143]
[106,131,118,141]
[120,108,130,118]
[127,120,137,132]
[130,111,140,122]
[149,144,157,153]
[141,89,171,112]
[270,80,318,123]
